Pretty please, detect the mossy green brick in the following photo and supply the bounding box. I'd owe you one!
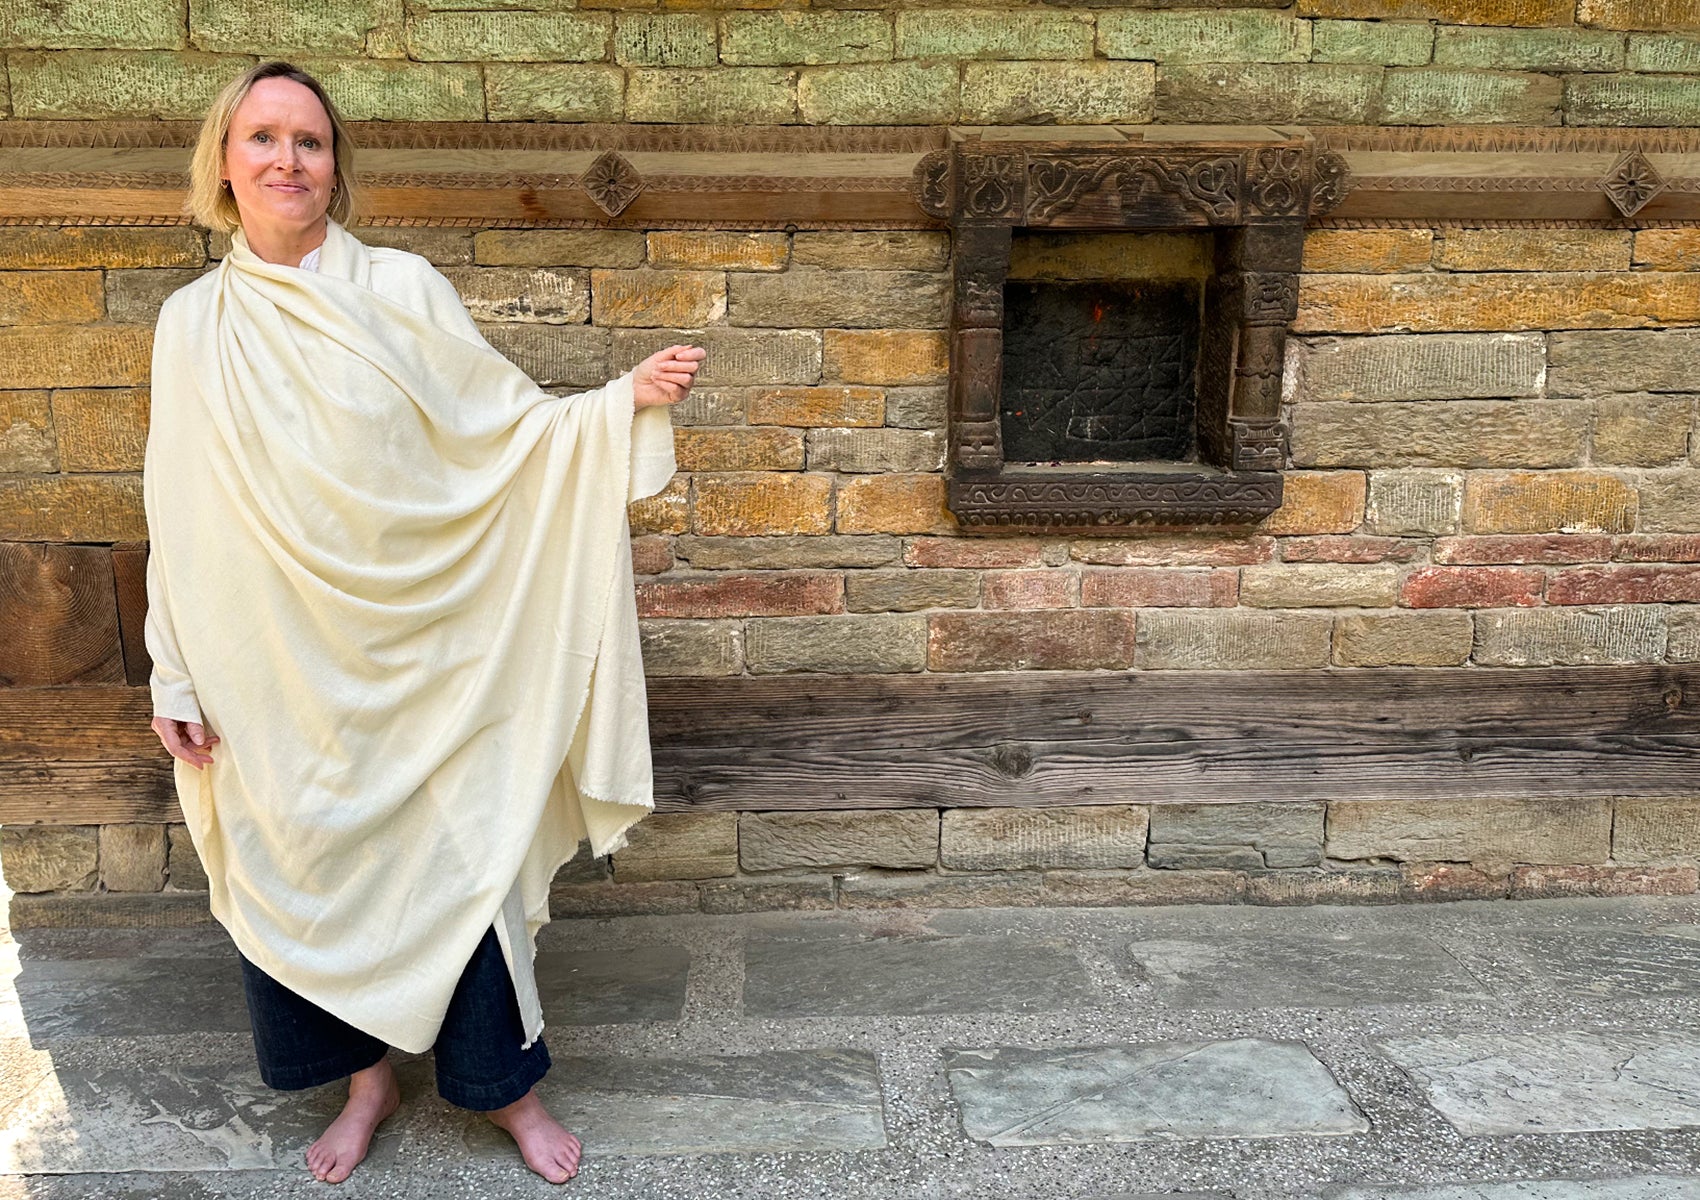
[407,11,609,62]
[1566,72,1700,124]
[614,13,715,67]
[1101,11,1310,64]
[895,10,1092,61]
[9,49,252,118]
[297,58,482,120]
[1433,26,1626,72]
[0,0,184,50]
[191,0,401,55]
[1628,34,1700,73]
[720,12,891,66]
[961,61,1155,125]
[1156,63,1381,123]
[627,67,796,124]
[1311,20,1435,65]
[485,64,623,121]
[1383,68,1562,123]
[798,61,956,125]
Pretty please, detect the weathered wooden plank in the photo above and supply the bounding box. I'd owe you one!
[0,687,156,759]
[3,667,1697,823]
[110,544,151,687]
[0,760,175,825]
[0,542,124,687]
[646,666,1700,748]
[652,734,1700,812]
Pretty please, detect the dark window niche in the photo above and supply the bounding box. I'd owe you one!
[1001,280,1201,464]
[915,128,1350,532]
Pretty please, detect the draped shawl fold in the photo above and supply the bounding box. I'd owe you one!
[143,221,675,1053]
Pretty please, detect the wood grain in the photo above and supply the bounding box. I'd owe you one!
[0,543,124,687]
[110,544,151,687]
[2,666,1695,824]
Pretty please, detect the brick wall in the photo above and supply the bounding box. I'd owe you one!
[4,0,1700,916]
[4,218,1699,918]
[6,223,1693,680]
[3,2,1700,126]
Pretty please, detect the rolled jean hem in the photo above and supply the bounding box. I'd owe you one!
[436,1038,551,1112]
[258,1043,388,1092]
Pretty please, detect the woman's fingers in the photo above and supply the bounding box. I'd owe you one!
[151,717,216,770]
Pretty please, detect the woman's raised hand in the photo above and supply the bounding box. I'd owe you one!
[632,344,705,410]
[151,717,220,771]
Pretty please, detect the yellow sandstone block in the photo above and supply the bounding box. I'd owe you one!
[0,228,204,270]
[628,476,690,536]
[823,330,949,386]
[1437,229,1633,272]
[1297,272,1700,334]
[0,272,104,325]
[1634,229,1700,271]
[51,387,150,472]
[1464,470,1637,534]
[1260,471,1367,536]
[836,473,955,535]
[1302,230,1434,274]
[0,475,145,541]
[647,232,790,271]
[694,472,833,536]
[0,326,152,389]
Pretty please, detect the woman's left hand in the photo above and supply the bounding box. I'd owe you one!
[633,344,706,410]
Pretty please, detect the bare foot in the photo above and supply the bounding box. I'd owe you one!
[306,1056,401,1184]
[486,1088,581,1184]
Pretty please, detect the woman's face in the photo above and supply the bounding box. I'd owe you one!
[222,77,336,239]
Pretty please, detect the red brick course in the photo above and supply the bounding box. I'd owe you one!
[1080,568,1238,608]
[1545,565,1700,605]
[1433,534,1613,564]
[1400,566,1545,608]
[636,571,843,619]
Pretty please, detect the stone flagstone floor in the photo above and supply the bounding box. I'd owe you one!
[5,890,1700,1199]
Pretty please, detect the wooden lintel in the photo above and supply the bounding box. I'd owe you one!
[2,122,1698,228]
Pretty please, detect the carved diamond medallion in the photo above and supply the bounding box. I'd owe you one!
[580,150,644,217]
[1600,150,1666,219]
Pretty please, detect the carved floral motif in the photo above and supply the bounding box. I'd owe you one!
[1600,149,1666,219]
[1027,154,1240,224]
[1249,147,1305,218]
[579,150,643,217]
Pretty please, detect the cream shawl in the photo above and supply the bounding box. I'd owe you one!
[143,220,675,1053]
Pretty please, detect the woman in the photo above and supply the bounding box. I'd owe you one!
[144,61,703,1186]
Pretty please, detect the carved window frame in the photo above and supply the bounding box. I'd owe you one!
[915,129,1348,531]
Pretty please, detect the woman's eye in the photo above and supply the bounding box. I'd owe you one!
[301,139,320,150]
[253,132,269,143]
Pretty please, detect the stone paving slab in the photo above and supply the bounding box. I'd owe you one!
[743,932,1096,1018]
[9,896,1700,1200]
[2,957,250,1041]
[1379,1030,1700,1135]
[1324,1177,1700,1198]
[1509,930,1700,998]
[0,1056,420,1174]
[1127,930,1492,1009]
[460,1049,886,1156]
[532,945,690,1025]
[944,1037,1370,1146]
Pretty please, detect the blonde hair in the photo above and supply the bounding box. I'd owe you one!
[186,61,357,234]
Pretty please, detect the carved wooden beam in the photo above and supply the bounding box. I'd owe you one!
[2,121,1698,228]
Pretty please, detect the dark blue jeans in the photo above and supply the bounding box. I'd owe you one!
[237,925,551,1111]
